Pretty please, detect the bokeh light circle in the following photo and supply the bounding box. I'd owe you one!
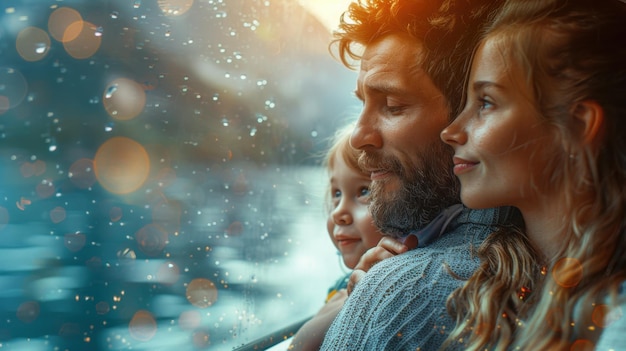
[128,310,157,341]
[157,261,180,285]
[50,206,66,223]
[569,339,594,351]
[69,158,96,189]
[186,278,218,308]
[592,304,622,328]
[48,7,83,42]
[62,21,101,59]
[178,310,202,330]
[0,67,28,111]
[16,301,40,323]
[191,329,210,349]
[102,78,146,120]
[552,257,583,288]
[64,232,86,252]
[135,223,168,256]
[94,137,150,194]
[16,27,51,62]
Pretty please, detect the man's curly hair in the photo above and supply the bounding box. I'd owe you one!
[331,0,503,118]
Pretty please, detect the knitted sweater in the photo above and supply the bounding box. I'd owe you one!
[320,206,520,351]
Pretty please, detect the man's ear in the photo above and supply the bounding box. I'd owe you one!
[572,100,605,148]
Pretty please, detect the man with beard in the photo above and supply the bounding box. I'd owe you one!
[319,0,521,350]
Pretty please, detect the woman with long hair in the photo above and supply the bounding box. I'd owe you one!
[440,0,626,349]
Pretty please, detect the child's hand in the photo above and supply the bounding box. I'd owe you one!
[346,236,415,294]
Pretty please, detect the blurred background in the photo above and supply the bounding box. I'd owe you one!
[0,0,359,350]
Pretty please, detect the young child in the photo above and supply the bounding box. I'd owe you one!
[440,0,626,349]
[289,123,384,351]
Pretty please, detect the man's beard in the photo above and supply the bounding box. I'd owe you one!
[361,143,460,238]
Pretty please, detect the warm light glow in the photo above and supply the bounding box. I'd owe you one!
[186,278,218,308]
[48,7,83,42]
[16,27,51,62]
[129,310,157,341]
[94,137,150,194]
[102,78,147,120]
[62,21,101,59]
[296,0,354,31]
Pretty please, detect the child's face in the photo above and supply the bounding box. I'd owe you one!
[440,37,554,211]
[327,153,384,269]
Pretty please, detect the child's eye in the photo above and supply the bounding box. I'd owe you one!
[332,189,342,198]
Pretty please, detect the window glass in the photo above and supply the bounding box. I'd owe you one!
[0,1,357,350]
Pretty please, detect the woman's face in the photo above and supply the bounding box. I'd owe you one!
[440,37,555,211]
[327,153,384,269]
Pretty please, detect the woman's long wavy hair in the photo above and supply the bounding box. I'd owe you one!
[444,0,626,350]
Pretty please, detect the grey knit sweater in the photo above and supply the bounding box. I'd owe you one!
[320,206,520,351]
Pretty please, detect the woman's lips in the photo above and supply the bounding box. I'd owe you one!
[452,156,478,175]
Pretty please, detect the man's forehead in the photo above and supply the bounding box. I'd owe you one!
[358,35,426,83]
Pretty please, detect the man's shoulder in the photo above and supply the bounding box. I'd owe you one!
[457,206,523,228]
[437,206,522,243]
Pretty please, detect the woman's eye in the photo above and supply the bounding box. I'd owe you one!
[478,97,494,111]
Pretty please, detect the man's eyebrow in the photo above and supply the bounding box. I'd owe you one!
[354,81,405,100]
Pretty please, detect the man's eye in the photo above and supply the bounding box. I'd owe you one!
[386,105,405,114]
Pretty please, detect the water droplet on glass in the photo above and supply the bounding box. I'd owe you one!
[221,119,229,127]
[249,127,256,136]
[111,11,119,19]
[212,93,219,101]
[216,11,227,18]
[95,27,103,37]
[165,31,171,37]
[105,84,118,99]
[256,113,267,123]
[133,0,141,9]
[35,43,47,54]
[105,122,114,132]
[49,144,57,152]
